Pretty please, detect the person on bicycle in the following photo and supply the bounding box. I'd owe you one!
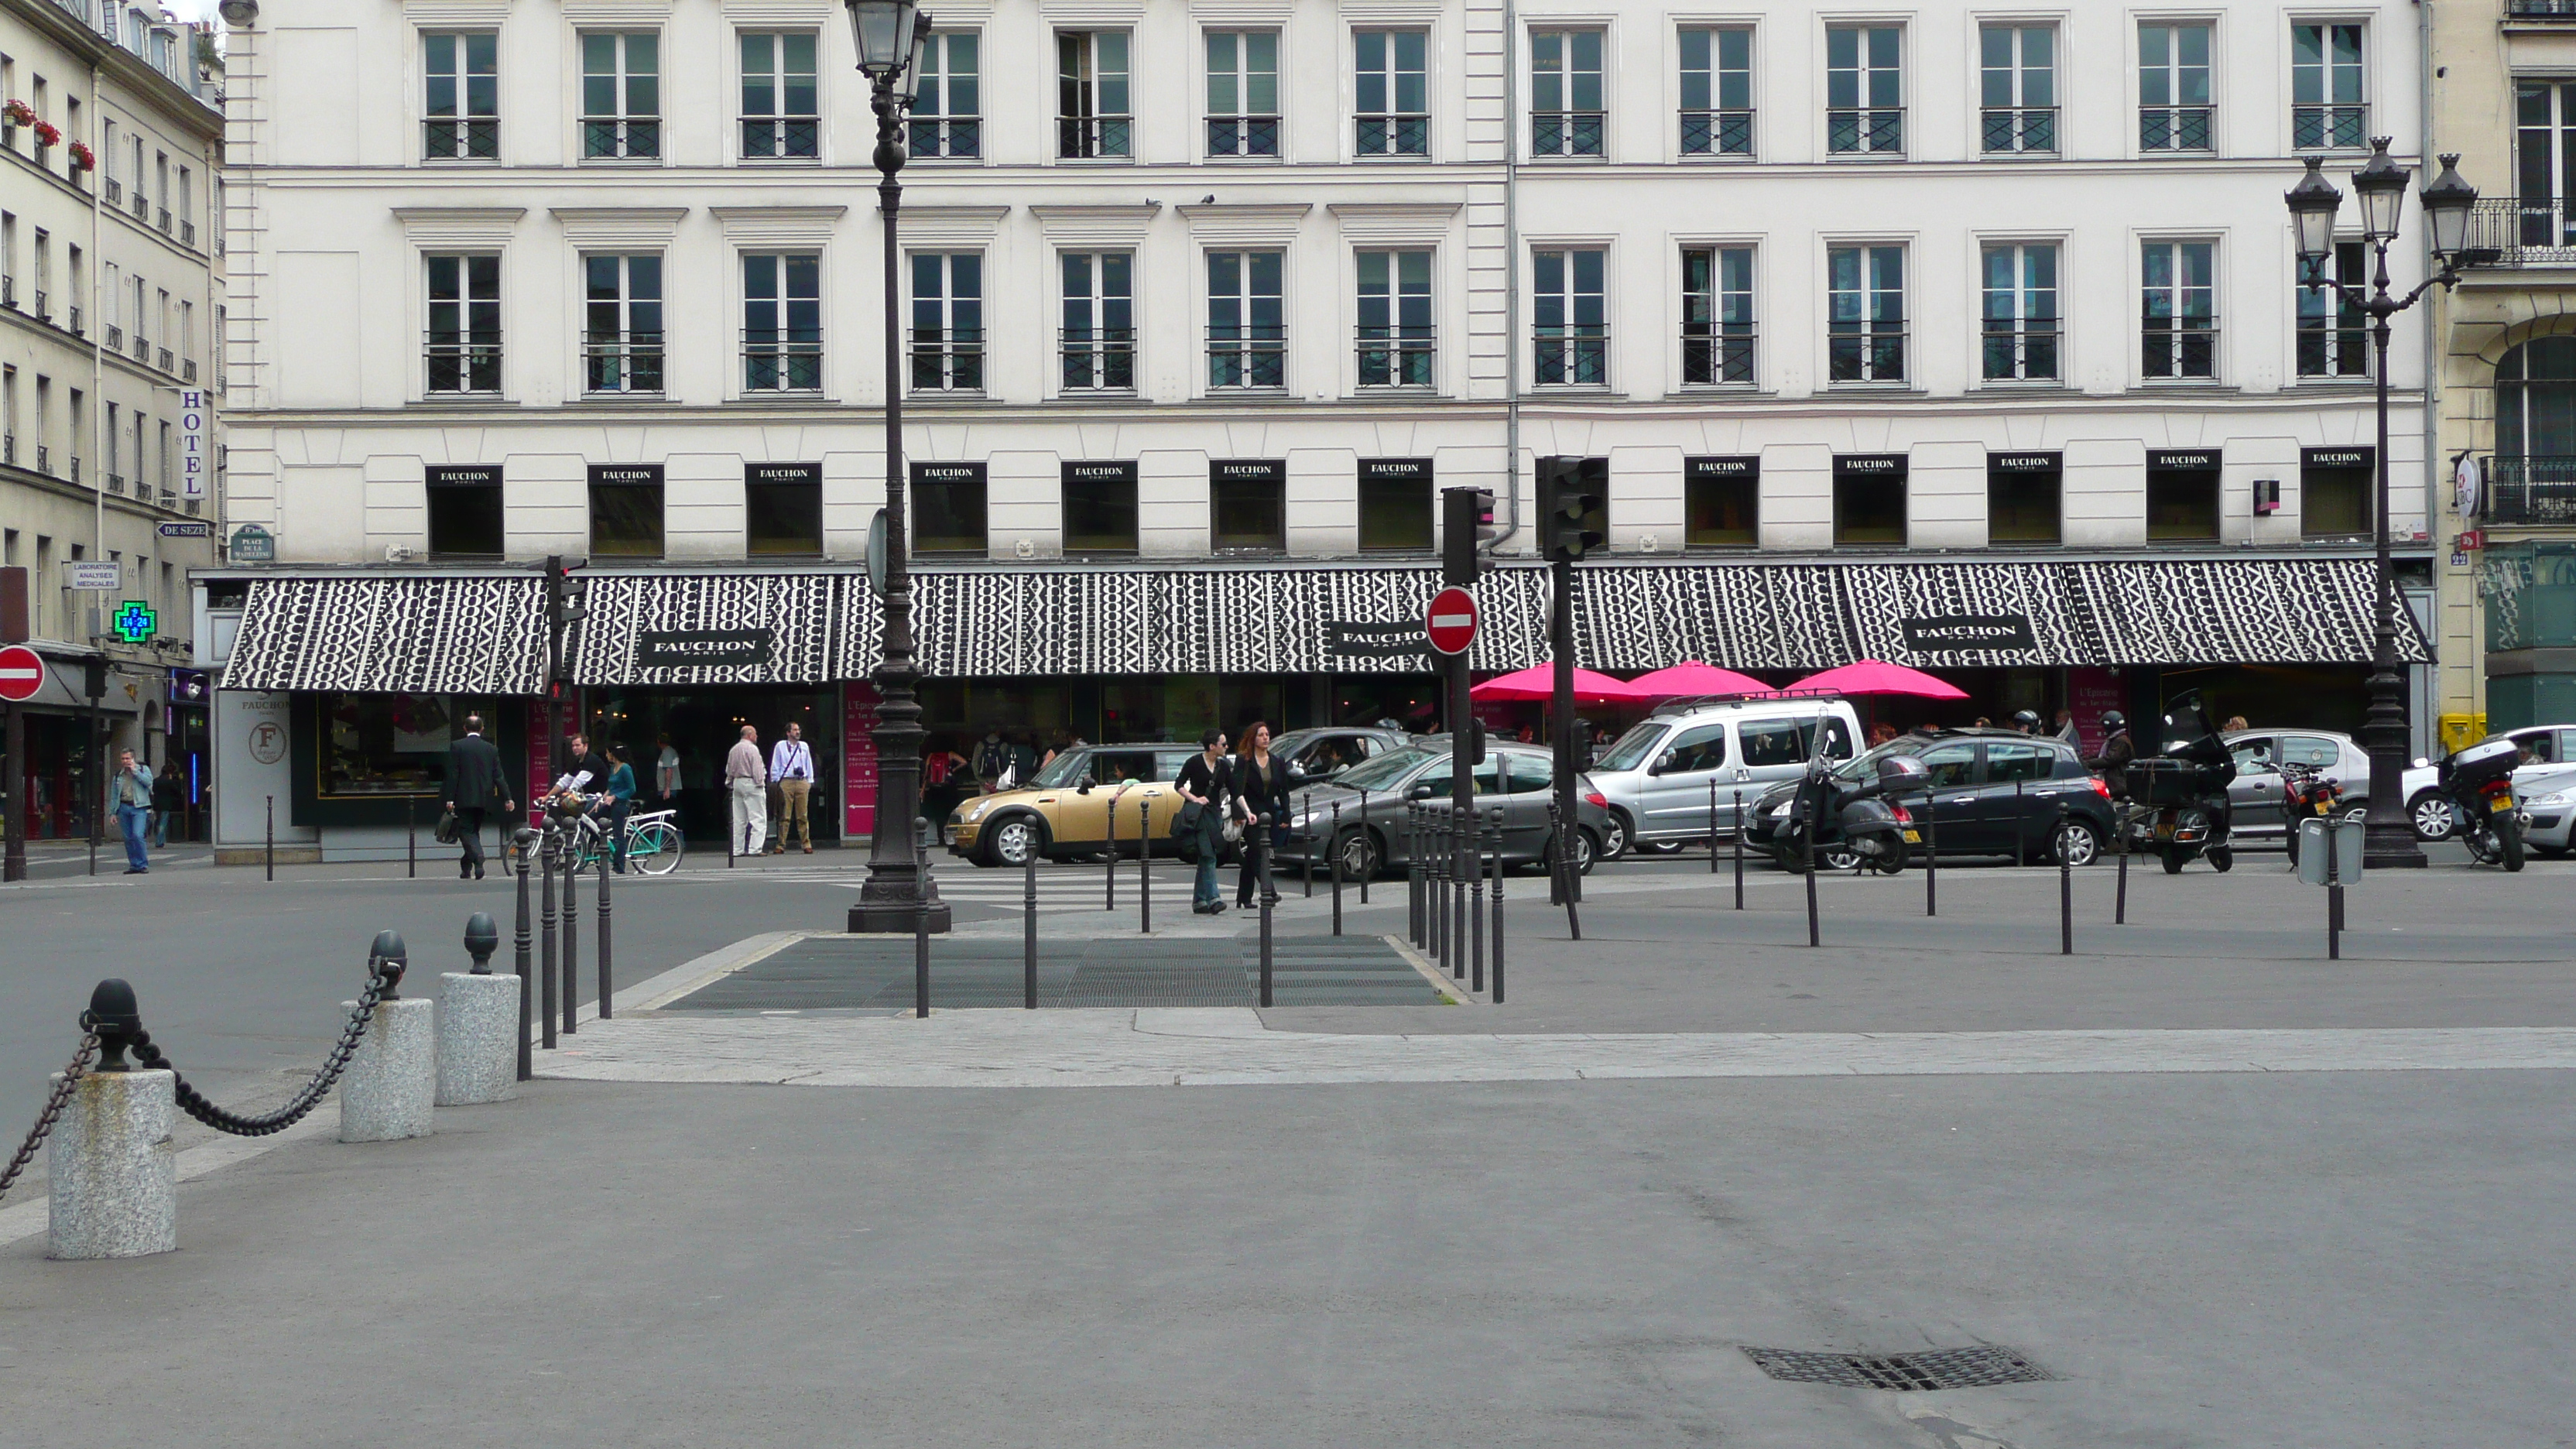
[602,744,638,873]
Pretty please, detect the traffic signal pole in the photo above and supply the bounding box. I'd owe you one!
[1550,556,1578,908]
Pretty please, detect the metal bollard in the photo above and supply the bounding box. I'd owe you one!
[538,830,559,1050]
[1732,788,1745,909]
[2057,802,2073,957]
[1453,804,1470,984]
[1357,791,1370,905]
[914,900,930,1019]
[596,844,612,1019]
[440,912,516,1106]
[1024,844,1039,1009]
[46,979,176,1260]
[1138,798,1151,934]
[2115,820,2130,926]
[560,837,578,1036]
[1470,805,1486,995]
[265,795,275,882]
[1302,790,1314,897]
[1709,779,1720,875]
[2014,779,2026,866]
[2325,813,2343,961]
[512,830,535,1081]
[1329,800,1344,937]
[407,795,417,879]
[1488,807,1507,1004]
[1256,816,1276,1009]
[341,931,434,1143]
[1106,793,1118,912]
[1405,805,1421,947]
[1433,807,1450,974]
[1924,789,1938,917]
[1803,804,1821,949]
[1547,799,1583,940]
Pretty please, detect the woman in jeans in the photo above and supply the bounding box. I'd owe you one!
[1231,722,1290,909]
[601,744,638,872]
[1177,728,1231,914]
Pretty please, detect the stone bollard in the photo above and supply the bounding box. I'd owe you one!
[342,932,436,1142]
[437,913,518,1106]
[49,979,176,1260]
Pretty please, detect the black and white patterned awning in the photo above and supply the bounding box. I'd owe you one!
[224,557,2427,694]
[224,577,546,694]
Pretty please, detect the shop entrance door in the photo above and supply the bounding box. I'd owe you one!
[590,687,840,844]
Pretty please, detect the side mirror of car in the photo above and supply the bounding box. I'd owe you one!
[2412,756,2430,769]
[1076,776,1094,794]
[1648,752,1674,776]
[1408,782,1438,800]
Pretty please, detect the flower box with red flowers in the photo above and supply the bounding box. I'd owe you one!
[2,99,36,128]
[67,140,95,170]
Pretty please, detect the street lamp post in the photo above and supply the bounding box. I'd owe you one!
[2284,141,2479,870]
[844,0,951,933]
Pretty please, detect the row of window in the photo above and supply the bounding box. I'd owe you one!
[0,58,212,251]
[3,208,215,389]
[416,19,2372,166]
[416,449,2380,561]
[0,362,194,505]
[420,237,2372,402]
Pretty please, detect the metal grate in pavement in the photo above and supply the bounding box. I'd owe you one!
[662,934,1443,1011]
[1739,1346,2055,1392]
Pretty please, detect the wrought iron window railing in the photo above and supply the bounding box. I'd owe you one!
[741,117,819,159]
[742,333,823,392]
[1982,325,2060,382]
[157,347,173,372]
[2139,107,2213,150]
[1679,109,1753,156]
[1828,322,1907,382]
[1981,106,2057,153]
[1206,326,1285,389]
[68,306,82,335]
[1355,113,1428,156]
[0,276,12,308]
[130,190,149,220]
[104,177,122,204]
[1534,326,1608,386]
[1532,111,1605,156]
[1207,116,1279,156]
[108,472,124,494]
[2489,457,2576,524]
[425,332,503,393]
[1355,329,1434,387]
[584,334,663,392]
[2142,318,2218,379]
[2292,104,2367,149]
[33,444,49,474]
[2458,196,2576,265]
[1059,327,1136,390]
[156,207,171,235]
[423,118,498,160]
[582,116,662,159]
[1682,324,1756,385]
[1826,107,1903,154]
[2295,323,2369,379]
[132,333,149,361]
[1057,116,1131,159]
[2506,0,2576,18]
[909,328,985,392]
[104,324,121,350]
[180,221,194,248]
[909,116,981,158]
[32,290,49,323]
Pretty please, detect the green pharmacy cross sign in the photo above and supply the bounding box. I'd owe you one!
[112,600,159,644]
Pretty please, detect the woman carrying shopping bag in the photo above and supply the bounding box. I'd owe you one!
[1176,728,1231,915]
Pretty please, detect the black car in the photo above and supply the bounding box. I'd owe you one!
[1268,725,1412,783]
[1273,738,1612,879]
[1743,728,2117,867]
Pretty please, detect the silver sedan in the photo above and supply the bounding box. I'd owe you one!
[2222,728,2369,847]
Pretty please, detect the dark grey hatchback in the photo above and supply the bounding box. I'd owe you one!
[1272,738,1611,879]
[1742,728,2118,868]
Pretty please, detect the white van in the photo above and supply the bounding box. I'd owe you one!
[1588,696,1863,857]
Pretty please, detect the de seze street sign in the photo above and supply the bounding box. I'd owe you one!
[0,644,44,703]
[1426,587,1478,656]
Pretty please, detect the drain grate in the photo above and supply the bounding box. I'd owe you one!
[1740,1345,2054,1392]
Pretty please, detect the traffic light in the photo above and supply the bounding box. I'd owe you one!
[1441,487,1495,586]
[1538,457,1606,563]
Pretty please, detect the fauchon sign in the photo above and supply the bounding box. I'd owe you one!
[915,461,984,484]
[1687,456,1759,481]
[636,629,776,668]
[1360,458,1432,485]
[2148,450,2221,471]
[2300,447,2374,471]
[1326,621,1430,660]
[589,464,663,486]
[1900,615,2039,652]
[1834,454,1908,480]
[1064,461,1139,485]
[426,464,502,488]
[748,462,820,486]
[1989,452,2061,474]
[1213,459,1286,484]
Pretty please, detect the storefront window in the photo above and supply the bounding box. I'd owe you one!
[746,463,823,555]
[1988,452,2060,545]
[1358,458,1434,552]
[2146,453,2220,541]
[2300,447,2372,539]
[1685,457,1757,548]
[914,461,989,555]
[320,693,504,796]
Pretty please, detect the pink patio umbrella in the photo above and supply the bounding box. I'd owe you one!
[1469,663,1648,705]
[1624,661,1775,701]
[1786,659,1970,700]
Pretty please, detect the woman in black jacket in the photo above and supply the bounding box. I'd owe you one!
[1231,722,1293,908]
[1177,728,1231,914]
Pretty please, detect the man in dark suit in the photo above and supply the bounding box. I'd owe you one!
[445,714,516,880]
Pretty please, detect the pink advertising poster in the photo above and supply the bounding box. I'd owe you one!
[843,680,881,839]
[2064,668,2124,756]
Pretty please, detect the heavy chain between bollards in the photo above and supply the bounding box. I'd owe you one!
[130,970,391,1137]
[0,1032,101,1204]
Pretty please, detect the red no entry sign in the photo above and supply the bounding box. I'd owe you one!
[0,645,44,703]
[1425,587,1478,656]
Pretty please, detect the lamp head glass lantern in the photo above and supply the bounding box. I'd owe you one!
[2420,152,2479,262]
[2351,136,2412,244]
[899,14,934,102]
[2285,156,2345,268]
[843,0,918,77]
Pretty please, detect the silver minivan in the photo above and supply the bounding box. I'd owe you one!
[1588,697,1865,857]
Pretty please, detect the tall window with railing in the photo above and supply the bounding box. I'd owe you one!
[909,252,984,392]
[1677,27,1752,157]
[1356,249,1433,386]
[1208,250,1284,389]
[425,254,500,394]
[739,33,819,159]
[2493,337,2576,525]
[2139,22,2212,152]
[1057,32,1131,159]
[1825,26,1903,156]
[1980,242,2059,382]
[581,32,661,159]
[1533,248,1607,385]
[1978,25,2054,154]
[423,33,498,159]
[583,255,663,393]
[2291,23,2365,150]
[1530,30,1604,157]
[1355,30,1428,156]
[910,33,981,158]
[1827,245,1906,383]
[2516,80,2576,251]
[2295,240,2369,379]
[1205,31,1279,157]
[2141,240,2218,380]
[1060,252,1134,390]
[742,253,820,392]
[1681,245,1754,385]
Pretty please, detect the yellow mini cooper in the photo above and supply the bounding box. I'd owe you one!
[946,744,1204,867]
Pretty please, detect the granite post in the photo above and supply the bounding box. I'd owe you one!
[436,975,519,1105]
[47,1068,177,1260]
[341,997,436,1142]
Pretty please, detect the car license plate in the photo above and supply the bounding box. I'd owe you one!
[2490,794,2515,814]
[1900,828,1921,844]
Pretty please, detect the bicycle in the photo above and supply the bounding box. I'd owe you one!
[502,800,685,877]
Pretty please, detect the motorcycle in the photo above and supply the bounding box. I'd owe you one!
[2117,690,2238,875]
[2430,738,2526,872]
[2279,759,2354,870]
[1774,752,1929,875]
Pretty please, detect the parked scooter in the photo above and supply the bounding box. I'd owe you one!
[2117,690,2238,874]
[1775,752,1929,875]
[2280,759,2355,869]
[2425,738,2527,872]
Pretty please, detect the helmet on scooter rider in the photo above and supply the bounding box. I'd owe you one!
[2098,711,2126,731]
[2009,710,2041,732]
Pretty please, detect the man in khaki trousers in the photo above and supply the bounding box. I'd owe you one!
[725,724,767,857]
[769,720,817,854]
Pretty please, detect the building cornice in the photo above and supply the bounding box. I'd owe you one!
[1178,202,1314,247]
[549,206,691,247]
[392,206,529,247]
[1030,203,1163,247]
[893,205,1013,248]
[708,204,850,245]
[1326,200,1466,245]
